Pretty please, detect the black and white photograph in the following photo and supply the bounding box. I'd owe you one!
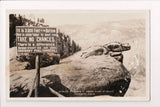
[7,10,149,100]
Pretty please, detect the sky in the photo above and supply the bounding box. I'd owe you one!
[13,10,147,27]
[12,10,148,49]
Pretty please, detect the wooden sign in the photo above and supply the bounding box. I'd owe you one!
[16,26,58,97]
[16,26,58,55]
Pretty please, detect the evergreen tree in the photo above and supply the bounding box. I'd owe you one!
[72,40,76,53]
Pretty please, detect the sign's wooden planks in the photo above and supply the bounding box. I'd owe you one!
[16,26,58,55]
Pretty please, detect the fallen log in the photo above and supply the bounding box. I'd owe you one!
[48,87,64,97]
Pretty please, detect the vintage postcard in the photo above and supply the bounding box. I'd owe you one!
[6,10,150,101]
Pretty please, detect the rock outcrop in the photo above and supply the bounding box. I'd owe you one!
[81,42,131,63]
[10,42,131,97]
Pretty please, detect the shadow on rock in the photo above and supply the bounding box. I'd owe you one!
[10,74,75,97]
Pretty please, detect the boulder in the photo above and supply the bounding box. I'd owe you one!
[81,42,130,63]
[10,48,131,97]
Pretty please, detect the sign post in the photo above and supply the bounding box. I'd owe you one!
[16,26,58,97]
[35,54,40,97]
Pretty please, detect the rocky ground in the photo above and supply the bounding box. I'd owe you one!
[10,45,131,97]
[9,44,146,97]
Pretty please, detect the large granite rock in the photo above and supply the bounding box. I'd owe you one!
[10,44,131,97]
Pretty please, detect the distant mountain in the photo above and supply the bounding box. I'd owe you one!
[57,19,145,50]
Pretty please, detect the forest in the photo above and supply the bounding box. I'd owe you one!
[9,14,81,59]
